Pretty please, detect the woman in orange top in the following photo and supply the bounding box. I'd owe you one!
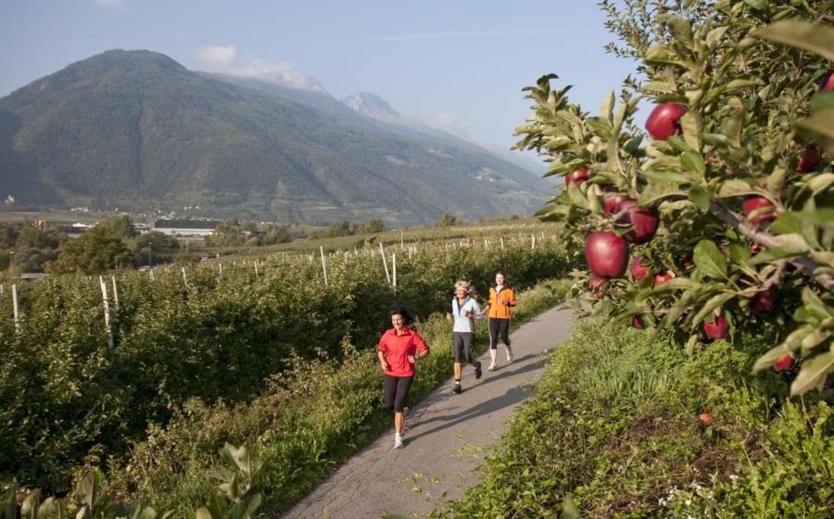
[483,272,516,370]
[378,307,430,448]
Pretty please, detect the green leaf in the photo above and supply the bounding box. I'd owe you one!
[769,212,803,234]
[600,91,615,122]
[689,187,710,212]
[791,350,834,396]
[756,21,834,62]
[691,292,736,328]
[644,80,677,94]
[725,78,763,91]
[718,179,755,198]
[681,150,706,177]
[750,233,810,264]
[693,240,727,279]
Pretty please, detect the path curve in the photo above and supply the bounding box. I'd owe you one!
[284,306,575,518]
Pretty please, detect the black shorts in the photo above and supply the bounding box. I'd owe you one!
[453,332,475,364]
[383,375,413,412]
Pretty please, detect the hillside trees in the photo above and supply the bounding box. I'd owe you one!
[517,0,834,394]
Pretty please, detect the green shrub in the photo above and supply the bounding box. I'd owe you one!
[434,322,834,518]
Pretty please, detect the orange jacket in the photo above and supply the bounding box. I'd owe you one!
[486,285,516,319]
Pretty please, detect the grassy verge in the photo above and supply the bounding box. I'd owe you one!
[432,320,834,518]
[100,278,572,516]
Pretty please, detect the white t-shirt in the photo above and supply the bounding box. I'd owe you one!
[451,296,482,333]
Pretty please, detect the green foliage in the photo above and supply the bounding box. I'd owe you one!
[0,222,65,275]
[434,214,458,227]
[1,444,261,519]
[129,231,180,267]
[98,279,566,516]
[0,235,571,494]
[434,320,833,517]
[47,226,134,274]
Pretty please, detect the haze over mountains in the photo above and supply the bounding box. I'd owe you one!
[0,49,551,225]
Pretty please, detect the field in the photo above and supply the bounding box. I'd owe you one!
[0,222,574,513]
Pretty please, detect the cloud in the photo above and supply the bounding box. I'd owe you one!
[227,59,326,92]
[195,44,324,92]
[358,29,589,43]
[418,110,474,138]
[197,45,237,68]
[93,0,125,7]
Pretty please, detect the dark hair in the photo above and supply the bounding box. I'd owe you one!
[493,272,512,288]
[389,306,413,325]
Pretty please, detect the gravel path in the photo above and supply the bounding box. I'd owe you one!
[284,305,575,519]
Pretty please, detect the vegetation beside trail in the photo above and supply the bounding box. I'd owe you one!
[101,279,571,516]
[0,230,573,508]
[433,321,834,518]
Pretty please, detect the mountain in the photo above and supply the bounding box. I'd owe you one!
[341,92,408,127]
[0,50,551,225]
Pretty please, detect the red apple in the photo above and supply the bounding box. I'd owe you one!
[645,103,688,140]
[750,287,776,315]
[629,255,649,282]
[743,196,776,225]
[820,71,834,92]
[653,272,675,287]
[604,194,629,216]
[748,243,763,254]
[699,412,712,424]
[585,231,629,278]
[773,354,794,373]
[703,316,729,340]
[796,145,821,173]
[588,276,607,298]
[566,168,590,185]
[632,316,644,329]
[625,207,659,244]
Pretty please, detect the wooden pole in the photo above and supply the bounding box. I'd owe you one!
[99,276,114,349]
[392,254,397,292]
[400,229,404,250]
[320,246,329,287]
[254,260,259,279]
[111,276,120,312]
[181,267,189,287]
[11,284,20,335]
[380,243,391,286]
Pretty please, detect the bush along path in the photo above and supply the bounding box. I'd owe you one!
[284,304,576,518]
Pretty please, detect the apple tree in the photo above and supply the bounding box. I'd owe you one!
[516,0,834,395]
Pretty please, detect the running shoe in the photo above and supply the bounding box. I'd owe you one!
[506,346,513,363]
[474,361,482,380]
[394,433,404,449]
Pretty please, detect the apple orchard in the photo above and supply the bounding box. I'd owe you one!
[516,0,834,395]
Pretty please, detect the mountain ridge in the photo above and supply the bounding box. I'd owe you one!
[0,49,550,225]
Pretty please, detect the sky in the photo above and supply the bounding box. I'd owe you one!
[0,0,637,157]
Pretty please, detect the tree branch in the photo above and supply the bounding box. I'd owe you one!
[709,201,834,292]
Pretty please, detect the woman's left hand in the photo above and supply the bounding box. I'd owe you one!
[408,355,416,364]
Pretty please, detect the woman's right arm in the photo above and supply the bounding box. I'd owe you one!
[378,349,389,371]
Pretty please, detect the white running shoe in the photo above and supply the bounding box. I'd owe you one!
[394,433,404,449]
[506,346,513,363]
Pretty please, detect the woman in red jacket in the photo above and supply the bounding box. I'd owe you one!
[378,307,430,448]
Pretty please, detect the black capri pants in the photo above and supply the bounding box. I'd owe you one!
[383,375,413,412]
[488,317,511,350]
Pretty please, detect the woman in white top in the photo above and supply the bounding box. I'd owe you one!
[446,280,483,394]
